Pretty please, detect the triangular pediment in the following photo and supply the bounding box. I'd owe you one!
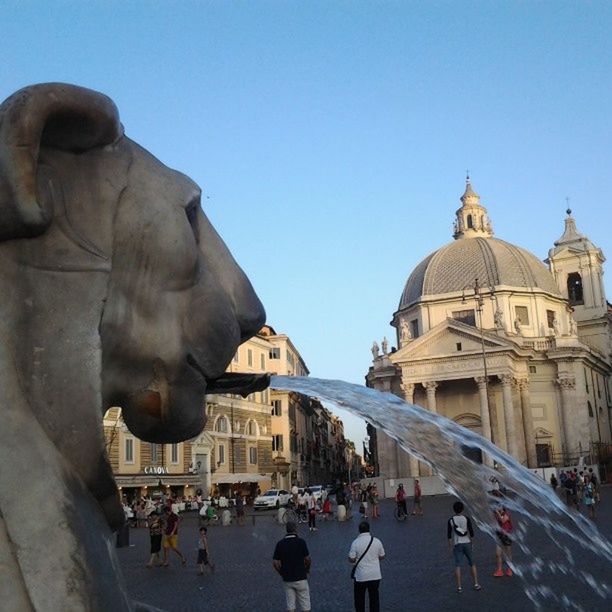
[391,318,516,362]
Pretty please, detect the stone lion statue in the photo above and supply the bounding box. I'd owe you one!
[0,83,268,610]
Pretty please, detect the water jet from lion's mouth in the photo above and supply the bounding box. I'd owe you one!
[271,375,612,612]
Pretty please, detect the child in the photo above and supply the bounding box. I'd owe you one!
[493,504,514,577]
[447,501,482,593]
[197,527,214,574]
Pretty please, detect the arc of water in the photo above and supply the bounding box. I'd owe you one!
[271,375,612,612]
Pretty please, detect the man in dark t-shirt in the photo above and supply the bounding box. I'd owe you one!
[273,522,311,612]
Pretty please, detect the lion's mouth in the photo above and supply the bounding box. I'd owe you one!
[187,353,269,397]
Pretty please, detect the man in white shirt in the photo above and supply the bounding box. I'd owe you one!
[348,521,385,612]
[447,500,481,593]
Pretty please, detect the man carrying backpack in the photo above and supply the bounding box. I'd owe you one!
[447,501,482,594]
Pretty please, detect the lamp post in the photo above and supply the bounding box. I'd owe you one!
[462,278,495,454]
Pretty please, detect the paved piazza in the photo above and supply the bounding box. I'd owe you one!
[119,492,611,611]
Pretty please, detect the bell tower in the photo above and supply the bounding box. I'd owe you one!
[547,209,608,353]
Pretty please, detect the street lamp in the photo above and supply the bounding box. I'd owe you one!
[462,278,495,450]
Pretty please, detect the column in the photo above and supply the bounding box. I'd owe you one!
[474,377,492,443]
[400,382,419,477]
[474,376,493,466]
[500,374,518,458]
[518,379,537,467]
[424,381,438,413]
[423,381,438,477]
[556,376,576,457]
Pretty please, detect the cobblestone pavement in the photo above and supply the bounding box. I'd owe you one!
[119,490,611,612]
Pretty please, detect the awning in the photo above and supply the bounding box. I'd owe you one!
[115,474,202,487]
[212,473,271,484]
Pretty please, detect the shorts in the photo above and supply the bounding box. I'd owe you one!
[497,531,512,547]
[163,535,178,549]
[150,534,162,554]
[453,543,473,567]
[284,579,310,611]
[197,549,209,565]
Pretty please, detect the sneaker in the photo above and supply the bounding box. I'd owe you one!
[473,584,482,591]
[506,568,513,577]
[493,569,503,577]
[457,587,463,593]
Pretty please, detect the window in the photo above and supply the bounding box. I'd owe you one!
[125,438,134,463]
[217,444,225,465]
[246,420,257,436]
[456,342,462,351]
[247,349,253,367]
[584,368,589,393]
[467,214,473,229]
[249,447,258,465]
[272,434,284,452]
[588,401,594,417]
[171,443,179,464]
[215,416,229,433]
[410,319,419,339]
[567,273,584,305]
[452,309,476,326]
[546,310,555,329]
[150,443,158,463]
[269,347,280,359]
[272,400,282,416]
[596,377,601,399]
[260,353,265,369]
[529,365,537,374]
[515,306,529,325]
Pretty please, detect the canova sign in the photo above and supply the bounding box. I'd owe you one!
[143,466,169,475]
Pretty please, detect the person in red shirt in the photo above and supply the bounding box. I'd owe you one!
[493,504,514,577]
[395,484,407,517]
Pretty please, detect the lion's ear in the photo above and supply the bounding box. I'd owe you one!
[0,83,123,241]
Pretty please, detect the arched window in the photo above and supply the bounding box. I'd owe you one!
[215,415,229,433]
[246,420,257,436]
[567,272,584,305]
[467,214,473,229]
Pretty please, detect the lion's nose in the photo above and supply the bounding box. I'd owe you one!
[196,210,266,342]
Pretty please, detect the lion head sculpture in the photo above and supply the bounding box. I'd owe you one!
[0,83,267,610]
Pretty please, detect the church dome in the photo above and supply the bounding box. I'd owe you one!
[399,179,562,310]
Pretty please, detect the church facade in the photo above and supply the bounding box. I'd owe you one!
[366,179,612,478]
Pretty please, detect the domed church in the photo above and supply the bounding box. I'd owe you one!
[366,178,612,477]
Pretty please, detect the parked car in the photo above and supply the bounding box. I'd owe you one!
[306,485,324,501]
[253,489,291,510]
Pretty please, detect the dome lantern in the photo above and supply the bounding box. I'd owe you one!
[453,175,493,240]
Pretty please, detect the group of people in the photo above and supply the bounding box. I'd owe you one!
[394,480,423,517]
[271,493,514,612]
[552,467,600,518]
[273,519,386,612]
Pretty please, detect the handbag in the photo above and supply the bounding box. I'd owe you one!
[350,535,374,580]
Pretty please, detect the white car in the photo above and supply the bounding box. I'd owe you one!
[253,489,291,510]
[306,485,324,501]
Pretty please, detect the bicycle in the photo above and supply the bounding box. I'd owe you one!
[281,507,298,524]
[394,501,408,522]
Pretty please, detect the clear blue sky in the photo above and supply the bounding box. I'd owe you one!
[2,1,611,445]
